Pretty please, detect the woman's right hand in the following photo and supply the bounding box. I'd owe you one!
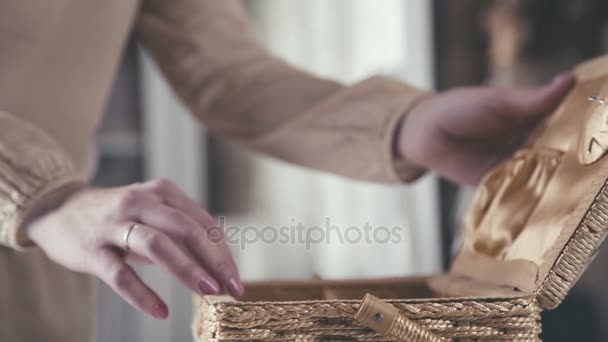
[24,179,242,320]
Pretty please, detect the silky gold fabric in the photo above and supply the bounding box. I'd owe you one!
[455,57,608,291]
[465,148,562,258]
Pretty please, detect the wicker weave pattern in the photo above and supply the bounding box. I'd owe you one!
[194,296,541,341]
[538,178,608,309]
[387,314,445,342]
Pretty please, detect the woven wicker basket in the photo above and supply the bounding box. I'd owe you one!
[193,56,608,341]
[194,278,543,341]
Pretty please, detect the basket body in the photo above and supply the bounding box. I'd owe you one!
[193,279,542,341]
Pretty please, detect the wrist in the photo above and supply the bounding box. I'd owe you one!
[22,181,88,244]
[392,110,427,182]
[395,99,428,166]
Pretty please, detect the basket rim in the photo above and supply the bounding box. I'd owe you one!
[194,294,542,341]
[536,171,608,309]
[199,293,537,307]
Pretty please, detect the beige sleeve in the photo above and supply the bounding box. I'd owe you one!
[137,0,428,183]
[0,111,82,250]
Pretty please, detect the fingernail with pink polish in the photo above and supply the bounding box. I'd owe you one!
[227,278,245,297]
[155,302,169,320]
[198,279,220,294]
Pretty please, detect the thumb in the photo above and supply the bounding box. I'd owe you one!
[507,72,575,120]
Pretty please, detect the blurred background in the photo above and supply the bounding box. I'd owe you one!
[92,0,608,341]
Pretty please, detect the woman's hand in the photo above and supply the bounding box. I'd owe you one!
[398,73,575,185]
[25,179,242,320]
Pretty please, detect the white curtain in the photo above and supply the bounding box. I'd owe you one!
[236,0,440,281]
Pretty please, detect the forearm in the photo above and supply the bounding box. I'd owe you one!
[138,0,428,183]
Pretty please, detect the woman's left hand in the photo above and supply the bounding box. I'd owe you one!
[398,72,575,185]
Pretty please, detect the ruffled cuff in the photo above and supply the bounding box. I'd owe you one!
[379,78,431,183]
[0,111,84,250]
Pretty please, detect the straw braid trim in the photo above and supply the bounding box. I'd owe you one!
[537,176,608,309]
[387,314,444,342]
[194,296,541,341]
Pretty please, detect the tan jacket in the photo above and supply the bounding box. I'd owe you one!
[0,0,427,340]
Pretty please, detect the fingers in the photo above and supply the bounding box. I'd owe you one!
[124,253,153,265]
[94,249,168,320]
[140,204,243,297]
[120,223,221,296]
[139,179,244,297]
[187,221,243,297]
[144,179,216,225]
[528,72,575,113]
[506,72,575,119]
[111,179,243,297]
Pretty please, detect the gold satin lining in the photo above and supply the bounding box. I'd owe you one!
[465,148,562,258]
[453,72,608,292]
[446,253,538,293]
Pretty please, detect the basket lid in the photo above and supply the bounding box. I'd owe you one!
[448,55,608,310]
